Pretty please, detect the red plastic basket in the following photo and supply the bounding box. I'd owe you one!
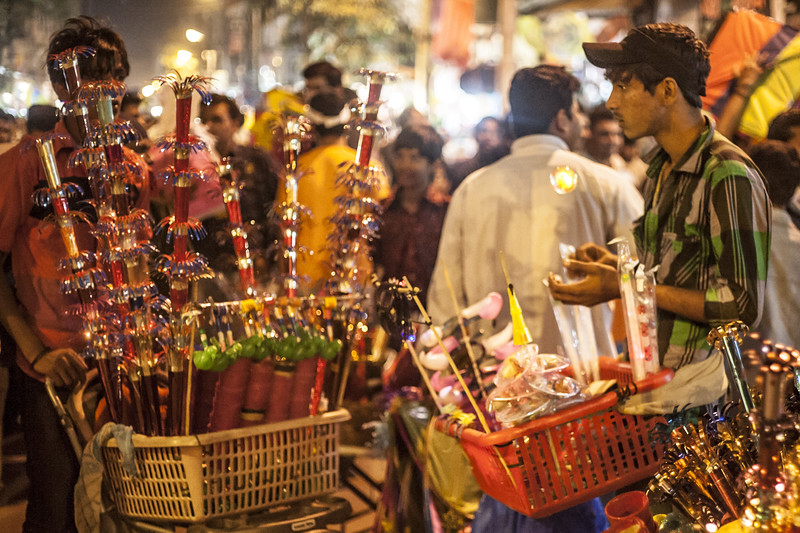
[435,357,673,518]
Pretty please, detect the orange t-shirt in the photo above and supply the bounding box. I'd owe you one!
[0,122,149,378]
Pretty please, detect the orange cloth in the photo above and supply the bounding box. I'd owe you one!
[432,0,476,67]
[702,10,781,111]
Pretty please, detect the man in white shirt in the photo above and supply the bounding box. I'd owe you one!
[747,140,800,349]
[428,65,643,357]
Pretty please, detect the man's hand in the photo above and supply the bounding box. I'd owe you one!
[573,242,617,267]
[32,348,87,388]
[548,259,620,307]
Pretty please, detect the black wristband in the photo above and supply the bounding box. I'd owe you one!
[30,346,50,367]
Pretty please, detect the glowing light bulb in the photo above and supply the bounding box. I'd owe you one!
[550,165,578,194]
[175,49,193,67]
[185,29,204,43]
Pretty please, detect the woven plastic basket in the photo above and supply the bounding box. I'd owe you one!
[102,409,350,523]
[436,357,673,518]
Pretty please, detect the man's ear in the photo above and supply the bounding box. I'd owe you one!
[550,108,568,135]
[660,77,680,104]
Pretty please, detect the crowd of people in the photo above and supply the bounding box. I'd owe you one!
[0,9,799,533]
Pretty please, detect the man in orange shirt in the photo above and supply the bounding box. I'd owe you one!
[0,16,144,532]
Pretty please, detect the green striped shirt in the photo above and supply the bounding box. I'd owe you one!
[634,118,771,369]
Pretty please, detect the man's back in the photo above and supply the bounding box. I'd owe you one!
[291,143,357,287]
[428,133,642,354]
[760,209,800,347]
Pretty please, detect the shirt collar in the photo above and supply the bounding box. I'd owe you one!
[510,134,570,153]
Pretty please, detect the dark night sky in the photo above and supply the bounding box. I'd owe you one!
[80,0,187,89]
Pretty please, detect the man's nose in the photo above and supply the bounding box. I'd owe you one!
[605,90,618,112]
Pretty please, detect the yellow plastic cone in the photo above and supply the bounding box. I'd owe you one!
[507,284,532,346]
[500,251,532,346]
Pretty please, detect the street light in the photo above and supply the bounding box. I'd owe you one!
[141,82,158,98]
[175,50,194,68]
[185,29,204,43]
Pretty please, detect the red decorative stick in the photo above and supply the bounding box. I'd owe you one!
[154,73,214,435]
[154,73,214,311]
[219,159,256,296]
[327,69,394,295]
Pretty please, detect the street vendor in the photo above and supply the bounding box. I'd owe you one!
[549,23,771,409]
[0,16,145,533]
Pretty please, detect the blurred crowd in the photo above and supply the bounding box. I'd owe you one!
[3,40,798,357]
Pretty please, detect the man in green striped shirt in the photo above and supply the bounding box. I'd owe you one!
[549,23,771,372]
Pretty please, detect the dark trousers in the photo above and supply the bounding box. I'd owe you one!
[19,370,79,533]
[471,494,609,533]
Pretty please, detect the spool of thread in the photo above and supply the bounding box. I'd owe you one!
[208,358,252,432]
[239,359,275,426]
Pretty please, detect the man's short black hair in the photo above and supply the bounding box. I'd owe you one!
[748,140,800,207]
[120,92,142,112]
[767,109,800,142]
[26,105,59,134]
[301,61,342,87]
[508,65,579,139]
[307,89,349,138]
[602,23,710,109]
[393,124,444,164]
[47,16,129,86]
[206,93,244,127]
[588,106,616,130]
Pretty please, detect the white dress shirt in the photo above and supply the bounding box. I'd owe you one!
[428,134,643,355]
[756,208,800,348]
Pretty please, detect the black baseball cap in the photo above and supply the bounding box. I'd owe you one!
[582,27,706,96]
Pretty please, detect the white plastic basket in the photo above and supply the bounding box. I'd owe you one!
[101,409,351,523]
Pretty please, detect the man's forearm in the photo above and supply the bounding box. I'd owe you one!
[655,284,707,324]
[0,254,48,363]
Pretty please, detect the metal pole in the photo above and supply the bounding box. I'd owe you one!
[496,0,518,114]
[413,0,433,113]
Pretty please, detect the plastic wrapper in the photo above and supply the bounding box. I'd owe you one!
[543,243,604,385]
[529,353,570,375]
[493,344,570,386]
[493,343,541,388]
[610,237,659,382]
[488,346,583,427]
[488,372,585,427]
[529,373,583,397]
[266,361,295,423]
